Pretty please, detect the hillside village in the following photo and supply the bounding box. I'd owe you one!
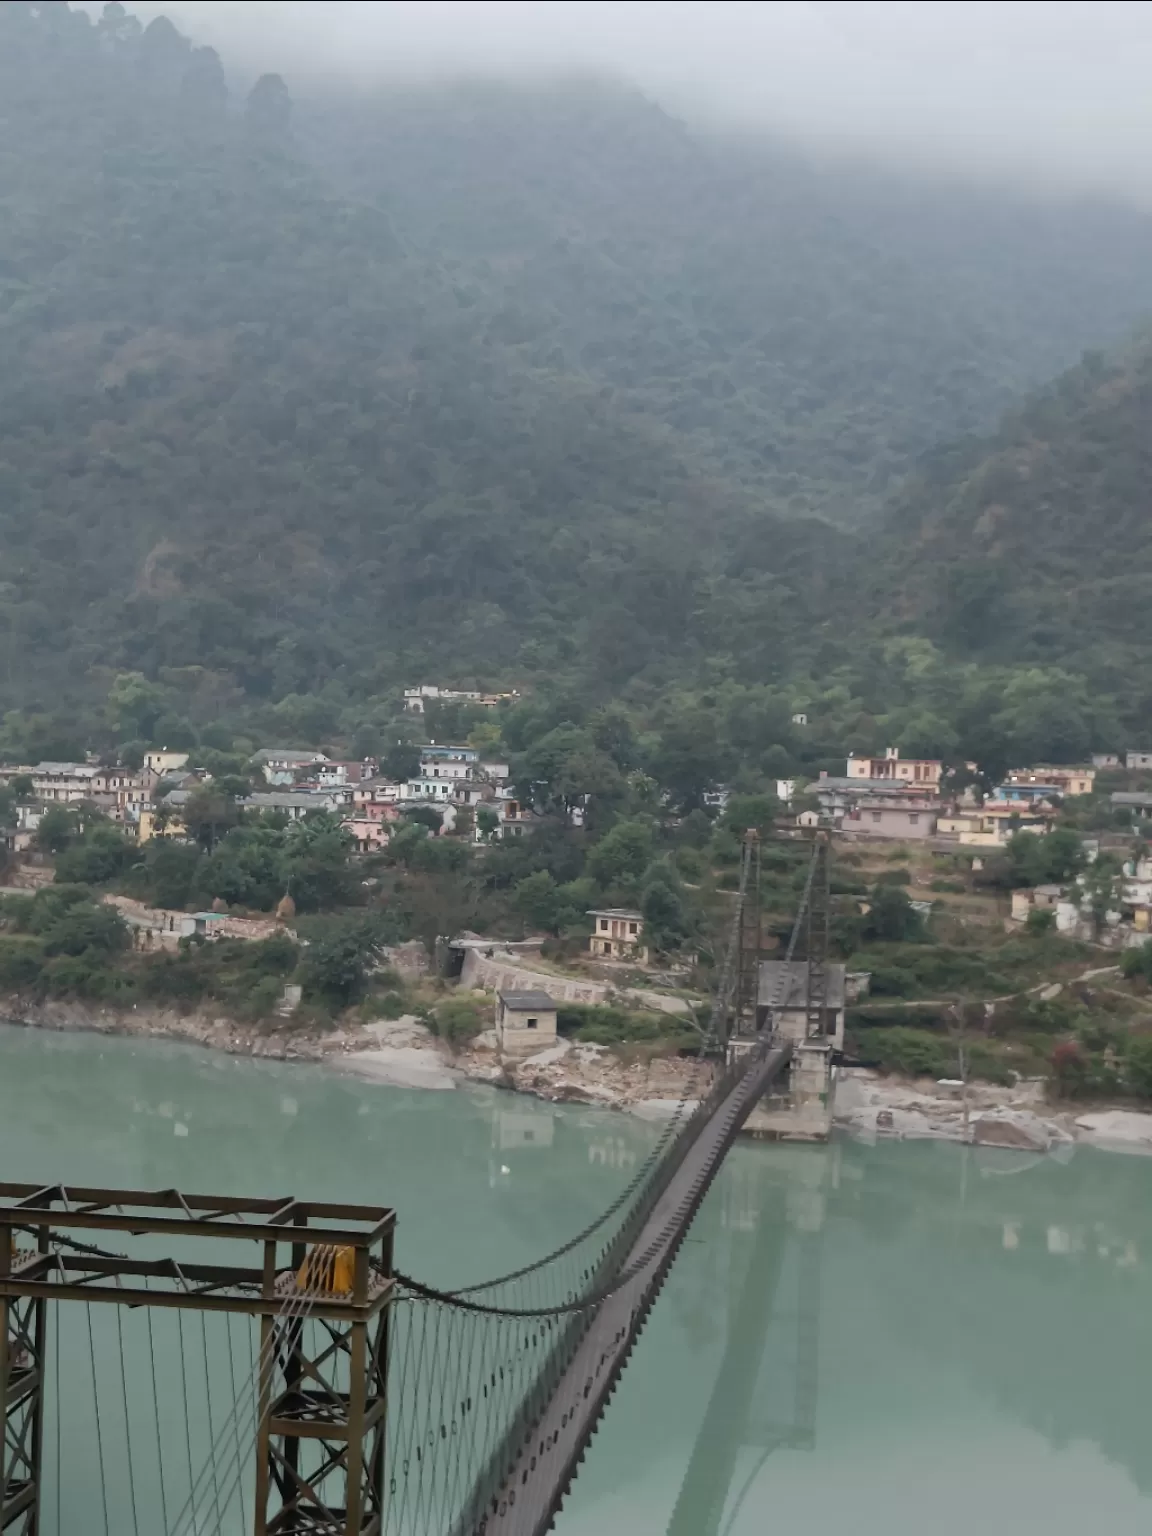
[4,688,1152,1134]
[4,725,1152,950]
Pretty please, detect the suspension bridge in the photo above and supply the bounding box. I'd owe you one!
[1,834,831,1536]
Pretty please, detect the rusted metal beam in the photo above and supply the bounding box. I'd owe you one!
[0,1185,394,1248]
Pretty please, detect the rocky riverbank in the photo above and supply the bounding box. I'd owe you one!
[5,996,1152,1153]
[0,995,710,1117]
[833,1069,1152,1154]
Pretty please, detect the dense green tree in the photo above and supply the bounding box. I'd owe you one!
[107,673,168,742]
[721,793,778,839]
[863,884,924,944]
[586,820,655,890]
[382,743,421,783]
[299,923,374,1009]
[513,871,559,933]
[648,712,733,810]
[1126,1036,1152,1098]
[641,873,688,952]
[35,807,78,853]
[41,902,129,957]
[182,786,241,852]
[131,841,202,909]
[1004,828,1084,888]
[53,826,136,886]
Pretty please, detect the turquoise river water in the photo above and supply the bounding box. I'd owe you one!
[2,1023,1151,1535]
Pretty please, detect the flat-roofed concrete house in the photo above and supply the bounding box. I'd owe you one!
[841,796,937,839]
[496,990,558,1055]
[846,747,941,788]
[587,909,648,962]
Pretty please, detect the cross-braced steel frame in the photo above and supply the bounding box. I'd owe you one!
[0,1228,47,1535]
[803,830,831,1039]
[0,1185,394,1536]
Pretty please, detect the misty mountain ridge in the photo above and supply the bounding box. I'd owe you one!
[872,334,1152,692]
[3,0,1152,741]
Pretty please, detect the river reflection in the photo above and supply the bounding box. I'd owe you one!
[2,1026,1151,1536]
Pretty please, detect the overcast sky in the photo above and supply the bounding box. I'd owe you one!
[85,1,1152,204]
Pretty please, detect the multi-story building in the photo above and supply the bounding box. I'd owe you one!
[587,909,647,962]
[405,777,455,802]
[351,779,403,808]
[846,747,942,788]
[840,797,938,839]
[418,746,479,781]
[23,763,101,803]
[315,760,375,788]
[936,801,1057,847]
[1002,765,1095,797]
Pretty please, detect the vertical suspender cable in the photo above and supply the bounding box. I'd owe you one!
[199,1312,224,1533]
[115,1299,141,1536]
[53,1299,61,1536]
[85,1302,110,1536]
[146,1298,171,1536]
[176,1312,198,1531]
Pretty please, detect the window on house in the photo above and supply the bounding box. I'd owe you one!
[600,920,609,931]
[909,814,919,825]
[871,812,882,823]
[527,1018,538,1029]
[629,923,638,935]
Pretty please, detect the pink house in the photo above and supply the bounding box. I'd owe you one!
[842,797,938,839]
[344,815,391,853]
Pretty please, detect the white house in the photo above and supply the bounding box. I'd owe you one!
[253,749,328,786]
[405,778,455,802]
[144,749,190,776]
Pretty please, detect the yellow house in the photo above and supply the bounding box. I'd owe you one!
[937,804,1055,848]
[587,909,648,963]
[1003,765,1095,797]
[138,806,187,843]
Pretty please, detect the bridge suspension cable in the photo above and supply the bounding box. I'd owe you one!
[375,835,822,1536]
[2,834,827,1536]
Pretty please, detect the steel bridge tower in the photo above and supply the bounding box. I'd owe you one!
[0,1186,393,1536]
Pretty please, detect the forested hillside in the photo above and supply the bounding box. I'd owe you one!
[873,340,1152,711]
[307,82,1152,518]
[4,1,1152,756]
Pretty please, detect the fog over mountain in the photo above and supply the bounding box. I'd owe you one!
[78,0,1152,206]
[10,0,1152,765]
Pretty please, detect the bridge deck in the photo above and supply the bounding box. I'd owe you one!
[474,1039,794,1536]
